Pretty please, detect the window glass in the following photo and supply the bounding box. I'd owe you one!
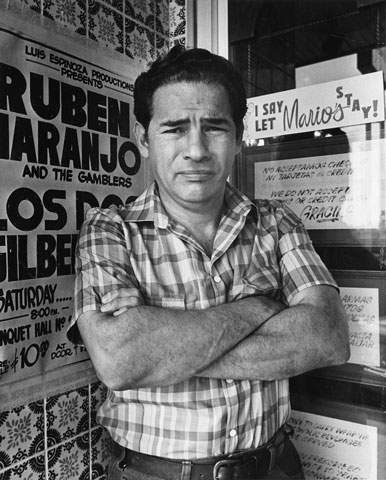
[229,0,386,387]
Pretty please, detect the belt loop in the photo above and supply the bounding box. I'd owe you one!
[267,444,276,474]
[284,423,294,437]
[181,460,192,480]
[118,449,129,471]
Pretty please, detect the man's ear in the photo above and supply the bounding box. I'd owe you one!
[134,122,149,159]
[235,125,244,154]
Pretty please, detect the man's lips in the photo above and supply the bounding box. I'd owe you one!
[178,170,213,179]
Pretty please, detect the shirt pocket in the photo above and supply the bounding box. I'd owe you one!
[230,258,281,301]
[241,264,280,294]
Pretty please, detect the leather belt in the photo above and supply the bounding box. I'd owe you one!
[118,424,293,480]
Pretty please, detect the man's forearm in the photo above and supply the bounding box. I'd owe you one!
[198,286,350,381]
[78,294,285,390]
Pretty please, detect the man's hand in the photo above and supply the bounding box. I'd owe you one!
[101,288,145,316]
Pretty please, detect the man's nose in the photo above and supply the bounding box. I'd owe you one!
[183,130,210,161]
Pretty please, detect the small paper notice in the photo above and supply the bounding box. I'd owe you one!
[340,287,380,366]
[290,410,377,480]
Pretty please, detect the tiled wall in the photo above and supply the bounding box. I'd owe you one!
[4,0,187,60]
[0,381,109,479]
[0,1,187,479]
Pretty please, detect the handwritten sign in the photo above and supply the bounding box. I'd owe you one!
[0,23,144,397]
[289,410,377,480]
[244,72,385,140]
[340,287,380,367]
[254,139,386,229]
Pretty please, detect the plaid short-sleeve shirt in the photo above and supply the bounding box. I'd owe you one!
[69,181,337,459]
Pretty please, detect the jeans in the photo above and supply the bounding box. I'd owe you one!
[107,439,305,480]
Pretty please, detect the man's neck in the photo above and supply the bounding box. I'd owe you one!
[159,195,225,256]
[183,217,221,257]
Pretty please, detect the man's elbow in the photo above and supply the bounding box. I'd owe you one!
[327,322,351,366]
[337,335,351,364]
[90,348,143,390]
[330,340,350,366]
[102,377,137,391]
[95,356,183,390]
[93,348,169,391]
[95,360,143,391]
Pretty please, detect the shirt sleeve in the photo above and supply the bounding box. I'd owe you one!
[67,206,139,345]
[273,201,338,304]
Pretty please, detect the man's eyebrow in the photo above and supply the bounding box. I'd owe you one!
[159,118,189,128]
[203,117,233,126]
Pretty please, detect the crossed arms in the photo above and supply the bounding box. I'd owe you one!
[77,284,350,390]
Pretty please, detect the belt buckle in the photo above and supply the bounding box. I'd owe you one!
[213,458,240,480]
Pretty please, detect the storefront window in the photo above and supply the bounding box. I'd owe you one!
[229,1,386,478]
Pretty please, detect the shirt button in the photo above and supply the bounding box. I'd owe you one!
[229,429,237,438]
[213,275,221,283]
[226,378,233,384]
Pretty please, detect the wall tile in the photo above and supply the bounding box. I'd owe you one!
[0,402,44,468]
[9,455,45,480]
[170,35,185,49]
[0,450,12,477]
[46,444,63,477]
[102,0,123,12]
[91,381,107,428]
[23,0,41,14]
[155,33,168,58]
[7,0,41,18]
[169,0,185,39]
[125,0,155,27]
[48,388,89,445]
[49,436,89,480]
[42,0,84,35]
[89,1,123,51]
[125,20,155,66]
[156,0,169,37]
[123,16,134,57]
[91,427,110,477]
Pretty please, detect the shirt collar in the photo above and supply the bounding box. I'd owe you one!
[119,182,168,228]
[223,181,255,219]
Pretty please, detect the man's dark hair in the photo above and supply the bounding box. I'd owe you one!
[134,45,247,139]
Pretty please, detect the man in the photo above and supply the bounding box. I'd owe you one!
[68,46,350,480]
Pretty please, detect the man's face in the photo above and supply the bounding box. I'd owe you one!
[135,81,242,215]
